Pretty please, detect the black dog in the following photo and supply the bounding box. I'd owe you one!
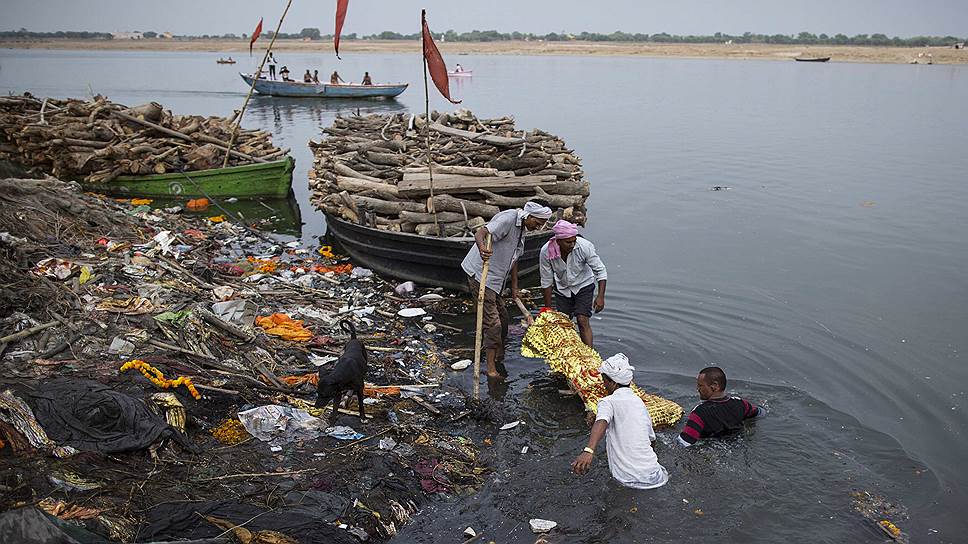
[315,320,368,425]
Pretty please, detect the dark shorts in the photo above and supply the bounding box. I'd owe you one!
[554,283,595,317]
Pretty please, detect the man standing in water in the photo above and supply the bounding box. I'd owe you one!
[539,219,607,347]
[462,201,553,379]
[677,366,766,447]
[572,354,669,489]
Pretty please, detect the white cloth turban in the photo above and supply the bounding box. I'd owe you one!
[523,201,553,219]
[599,353,635,385]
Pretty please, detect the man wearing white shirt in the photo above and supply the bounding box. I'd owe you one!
[571,353,669,490]
[539,220,607,346]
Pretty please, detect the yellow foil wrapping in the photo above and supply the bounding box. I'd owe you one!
[522,311,684,428]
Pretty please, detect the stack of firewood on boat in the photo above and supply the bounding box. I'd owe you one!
[0,94,287,183]
[309,109,589,237]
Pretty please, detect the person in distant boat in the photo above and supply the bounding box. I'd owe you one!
[539,219,607,347]
[267,51,278,80]
[362,72,372,85]
[303,69,313,83]
[571,353,669,490]
[462,200,553,380]
[279,66,291,82]
[677,366,766,447]
[312,70,320,84]
[227,56,233,62]
[330,71,345,85]
[455,63,464,72]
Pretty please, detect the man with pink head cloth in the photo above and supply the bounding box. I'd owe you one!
[539,219,608,346]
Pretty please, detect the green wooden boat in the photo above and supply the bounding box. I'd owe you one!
[80,156,294,199]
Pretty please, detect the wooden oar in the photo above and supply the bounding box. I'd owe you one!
[473,233,492,399]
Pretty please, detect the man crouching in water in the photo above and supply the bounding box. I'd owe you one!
[572,354,669,489]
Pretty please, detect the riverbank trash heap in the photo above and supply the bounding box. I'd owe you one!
[0,93,287,183]
[310,109,589,237]
[0,176,493,543]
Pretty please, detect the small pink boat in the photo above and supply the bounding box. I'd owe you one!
[447,70,473,77]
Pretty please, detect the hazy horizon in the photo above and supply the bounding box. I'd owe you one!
[4,0,967,38]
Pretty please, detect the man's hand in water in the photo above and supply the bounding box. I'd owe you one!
[571,451,593,475]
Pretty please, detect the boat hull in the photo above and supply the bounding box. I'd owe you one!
[81,157,295,199]
[447,71,473,77]
[794,57,831,62]
[323,214,552,292]
[240,74,407,98]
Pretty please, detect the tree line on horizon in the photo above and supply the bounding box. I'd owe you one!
[1,27,965,47]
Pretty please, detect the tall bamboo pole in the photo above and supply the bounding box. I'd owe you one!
[473,233,492,400]
[421,26,441,235]
[222,0,294,168]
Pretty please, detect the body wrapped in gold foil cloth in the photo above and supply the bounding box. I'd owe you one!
[521,311,684,428]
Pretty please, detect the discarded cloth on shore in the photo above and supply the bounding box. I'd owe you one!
[521,311,684,428]
[23,379,196,453]
[255,313,313,341]
[0,507,108,544]
[139,500,358,544]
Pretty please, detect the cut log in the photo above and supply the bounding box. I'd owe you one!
[351,195,425,215]
[334,162,383,182]
[403,164,504,177]
[122,102,163,123]
[365,150,406,167]
[550,179,590,196]
[430,122,525,146]
[336,176,400,198]
[478,187,585,208]
[427,194,500,219]
[111,111,267,164]
[398,173,558,198]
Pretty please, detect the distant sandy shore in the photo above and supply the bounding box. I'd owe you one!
[3,38,966,65]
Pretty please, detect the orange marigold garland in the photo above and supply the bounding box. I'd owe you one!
[120,359,202,400]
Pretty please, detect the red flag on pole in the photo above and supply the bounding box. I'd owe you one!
[334,0,349,59]
[249,17,263,56]
[421,10,460,104]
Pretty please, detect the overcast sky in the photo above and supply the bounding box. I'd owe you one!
[5,0,967,37]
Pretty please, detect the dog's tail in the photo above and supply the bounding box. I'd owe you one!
[340,319,357,339]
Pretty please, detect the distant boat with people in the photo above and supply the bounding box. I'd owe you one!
[216,57,237,64]
[794,56,831,62]
[239,73,408,99]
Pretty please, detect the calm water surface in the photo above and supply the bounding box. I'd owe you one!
[2,49,966,542]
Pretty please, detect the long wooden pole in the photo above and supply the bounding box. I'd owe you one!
[222,0,294,168]
[421,20,440,235]
[473,233,492,399]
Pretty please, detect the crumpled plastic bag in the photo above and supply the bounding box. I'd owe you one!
[255,313,313,342]
[237,405,329,448]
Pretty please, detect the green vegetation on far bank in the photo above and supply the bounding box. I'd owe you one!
[2,27,965,48]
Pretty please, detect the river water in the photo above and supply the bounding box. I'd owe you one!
[2,49,966,542]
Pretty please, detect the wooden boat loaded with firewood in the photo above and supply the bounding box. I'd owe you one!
[309,110,590,291]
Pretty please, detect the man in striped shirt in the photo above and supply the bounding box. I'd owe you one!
[677,366,766,447]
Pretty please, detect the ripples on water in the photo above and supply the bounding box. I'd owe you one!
[2,49,965,540]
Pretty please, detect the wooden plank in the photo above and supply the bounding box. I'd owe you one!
[398,173,557,198]
[429,122,525,146]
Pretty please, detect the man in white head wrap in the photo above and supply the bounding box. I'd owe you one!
[571,353,669,489]
[461,200,553,380]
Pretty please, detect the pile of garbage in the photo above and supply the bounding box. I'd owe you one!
[0,177,492,543]
[309,109,589,237]
[0,93,288,183]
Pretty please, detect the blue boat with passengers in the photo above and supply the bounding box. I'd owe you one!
[240,73,408,99]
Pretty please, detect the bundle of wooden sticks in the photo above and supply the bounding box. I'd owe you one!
[310,109,589,237]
